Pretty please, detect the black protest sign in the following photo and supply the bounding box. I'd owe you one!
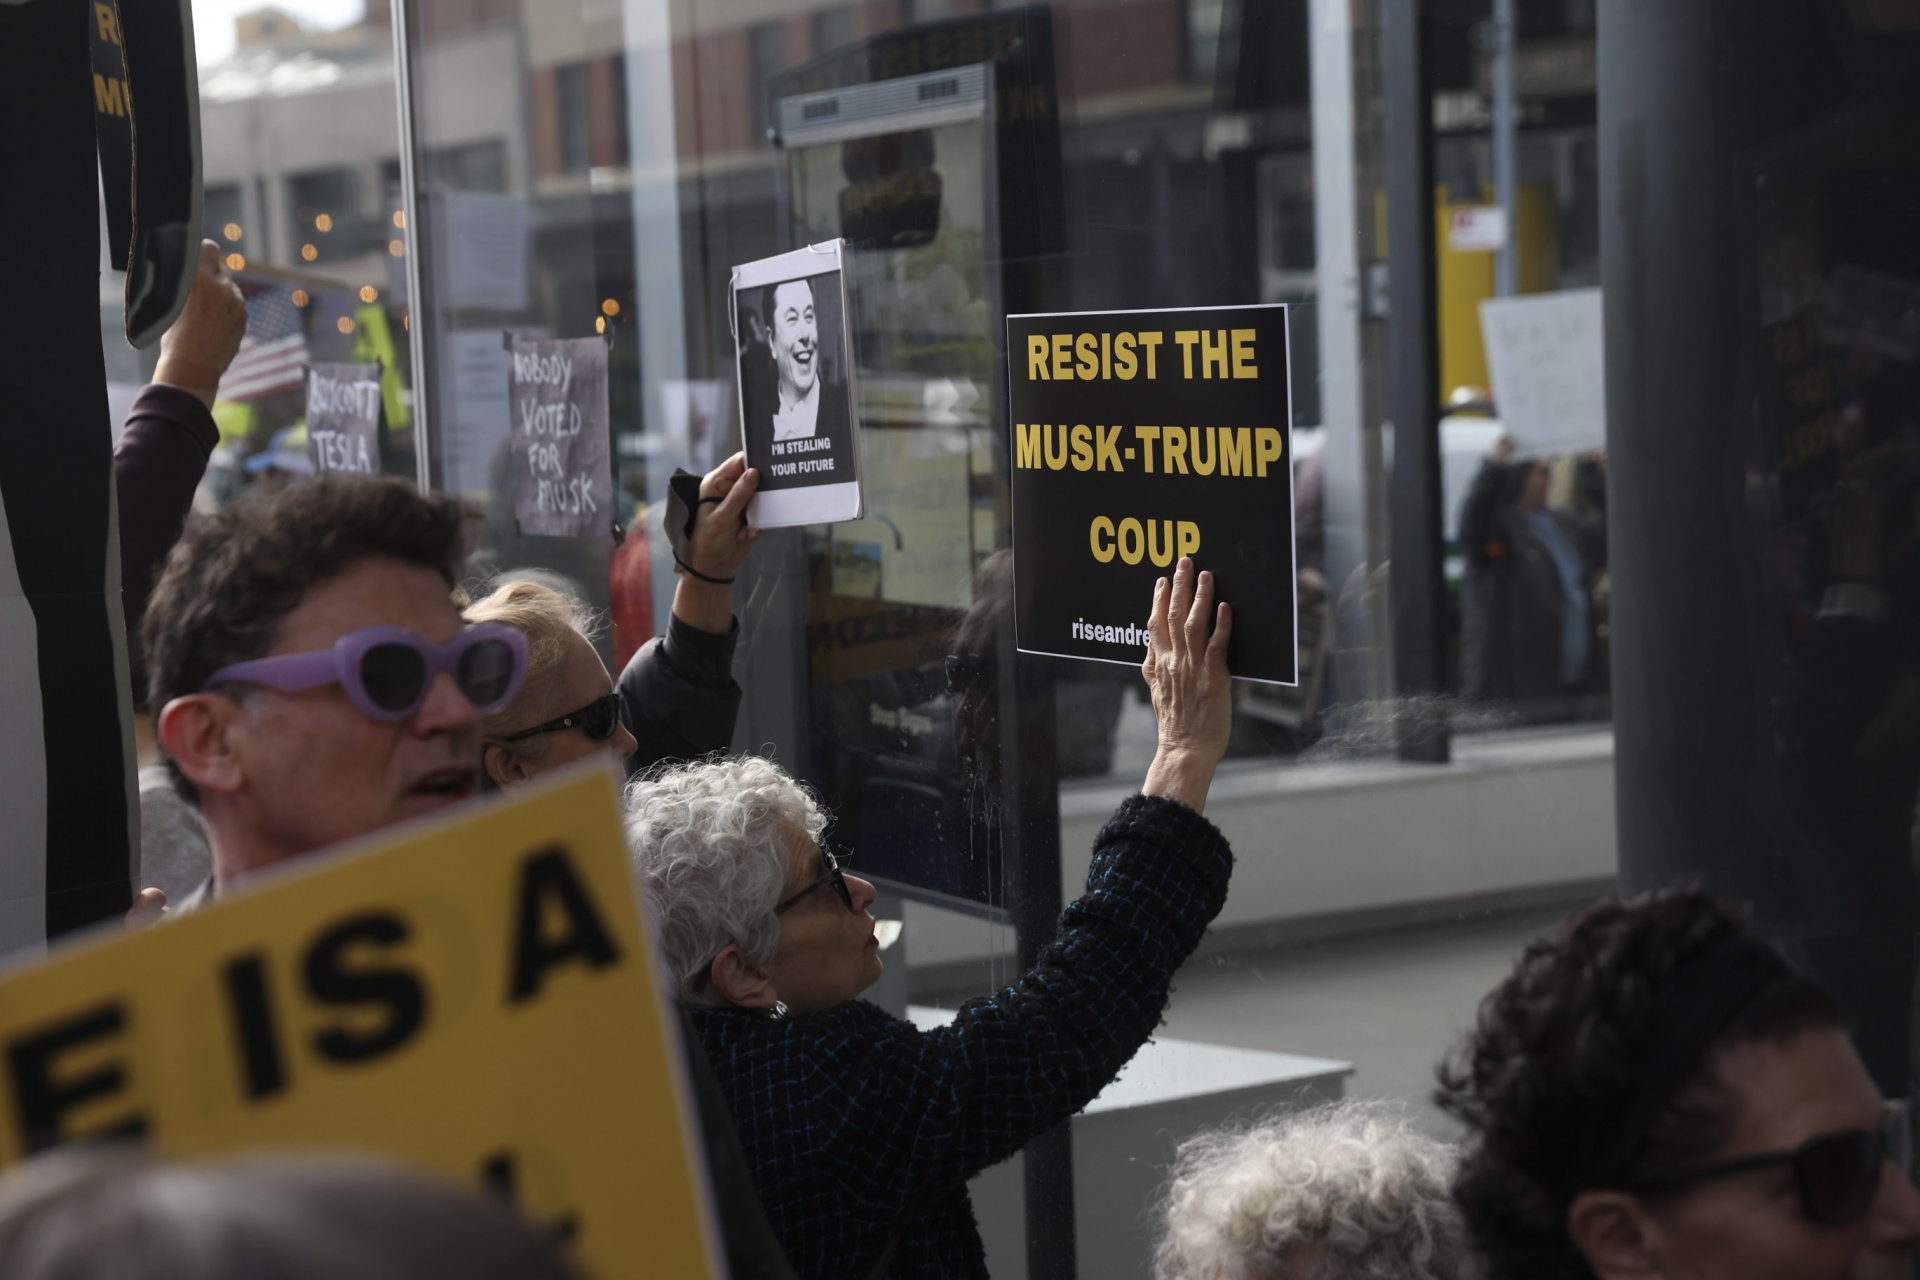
[90,0,132,270]
[508,336,612,539]
[305,362,383,475]
[1008,305,1297,684]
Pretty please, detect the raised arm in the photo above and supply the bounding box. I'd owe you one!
[1140,556,1233,812]
[116,240,245,635]
[619,452,760,775]
[750,559,1236,1221]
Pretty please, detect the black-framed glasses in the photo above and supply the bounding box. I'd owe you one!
[495,692,622,744]
[774,846,855,915]
[1627,1103,1913,1225]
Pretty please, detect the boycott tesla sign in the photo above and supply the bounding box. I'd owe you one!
[1007,305,1298,685]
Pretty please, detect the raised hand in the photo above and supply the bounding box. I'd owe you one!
[1140,556,1232,813]
[672,451,762,634]
[153,240,247,408]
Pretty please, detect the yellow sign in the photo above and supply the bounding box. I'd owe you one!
[0,764,716,1280]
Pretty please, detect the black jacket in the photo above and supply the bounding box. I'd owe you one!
[691,793,1234,1279]
[619,612,742,778]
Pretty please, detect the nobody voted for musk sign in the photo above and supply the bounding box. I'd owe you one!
[1008,305,1297,685]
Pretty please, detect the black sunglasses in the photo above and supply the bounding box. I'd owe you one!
[1627,1103,1913,1225]
[775,846,855,915]
[496,692,623,744]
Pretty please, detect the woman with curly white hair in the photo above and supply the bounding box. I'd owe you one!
[1152,1100,1468,1280]
[627,558,1237,1280]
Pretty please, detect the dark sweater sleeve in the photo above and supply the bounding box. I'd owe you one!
[619,612,743,777]
[710,793,1233,1228]
[115,383,217,629]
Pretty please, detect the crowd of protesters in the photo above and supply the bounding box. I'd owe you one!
[0,242,1915,1280]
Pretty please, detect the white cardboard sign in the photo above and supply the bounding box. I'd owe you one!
[1479,288,1606,456]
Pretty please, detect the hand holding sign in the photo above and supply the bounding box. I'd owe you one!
[1140,558,1231,814]
[670,452,763,634]
[153,241,247,407]
[685,452,762,581]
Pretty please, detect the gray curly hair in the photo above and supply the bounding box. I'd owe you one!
[1152,1100,1467,1280]
[624,756,828,1006]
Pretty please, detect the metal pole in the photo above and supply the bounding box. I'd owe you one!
[1490,0,1518,296]
[993,643,1073,1278]
[1381,0,1449,763]
[1308,0,1373,676]
[388,0,434,491]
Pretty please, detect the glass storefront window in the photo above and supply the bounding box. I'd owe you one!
[383,4,1623,1274]
[161,0,1667,1274]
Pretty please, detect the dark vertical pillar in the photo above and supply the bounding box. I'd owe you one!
[0,0,136,943]
[995,639,1073,1279]
[1600,3,1766,892]
[1602,0,1917,1093]
[1380,0,1449,763]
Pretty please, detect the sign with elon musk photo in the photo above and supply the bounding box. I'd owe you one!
[1007,304,1298,685]
[730,242,864,527]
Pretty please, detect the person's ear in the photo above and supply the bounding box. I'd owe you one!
[708,944,779,1011]
[482,742,529,789]
[1567,1190,1664,1279]
[155,694,247,798]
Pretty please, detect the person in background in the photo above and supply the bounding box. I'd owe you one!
[0,1147,584,1280]
[467,581,638,787]
[470,450,760,785]
[1436,889,1920,1280]
[1151,1099,1467,1280]
[626,558,1234,1279]
[1457,435,1606,721]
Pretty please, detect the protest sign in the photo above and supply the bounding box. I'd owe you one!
[730,242,864,526]
[0,765,719,1280]
[1008,304,1297,685]
[90,0,133,271]
[1479,288,1607,455]
[304,361,382,475]
[508,335,612,538]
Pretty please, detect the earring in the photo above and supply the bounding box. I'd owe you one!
[767,999,789,1022]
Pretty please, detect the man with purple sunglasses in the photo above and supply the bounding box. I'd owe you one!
[141,476,519,907]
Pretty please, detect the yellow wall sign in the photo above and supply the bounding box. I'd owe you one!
[0,764,716,1279]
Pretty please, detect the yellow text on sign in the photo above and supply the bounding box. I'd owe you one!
[1024,328,1259,381]
[1090,517,1201,567]
[0,764,716,1280]
[1015,424,1284,477]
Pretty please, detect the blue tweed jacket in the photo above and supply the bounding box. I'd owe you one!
[691,793,1234,1279]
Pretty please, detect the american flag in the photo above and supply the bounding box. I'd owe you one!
[222,284,309,401]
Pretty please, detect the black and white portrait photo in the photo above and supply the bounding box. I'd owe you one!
[731,243,863,525]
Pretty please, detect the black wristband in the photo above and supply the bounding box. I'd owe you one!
[673,550,734,585]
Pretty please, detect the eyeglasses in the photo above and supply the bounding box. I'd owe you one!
[495,692,622,744]
[774,846,855,915]
[1628,1102,1913,1225]
[201,623,527,723]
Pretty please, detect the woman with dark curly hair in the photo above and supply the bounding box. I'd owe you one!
[1436,889,1920,1280]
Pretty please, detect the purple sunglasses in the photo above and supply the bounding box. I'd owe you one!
[201,623,528,722]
